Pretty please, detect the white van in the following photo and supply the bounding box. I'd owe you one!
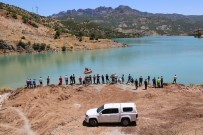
[85,103,138,127]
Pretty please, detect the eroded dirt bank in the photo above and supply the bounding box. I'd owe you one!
[0,84,203,135]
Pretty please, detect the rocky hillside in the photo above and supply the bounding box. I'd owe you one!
[0,2,126,54]
[51,5,203,36]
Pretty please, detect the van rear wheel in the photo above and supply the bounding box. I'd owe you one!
[121,118,130,126]
[89,119,98,127]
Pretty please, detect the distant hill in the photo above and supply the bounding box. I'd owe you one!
[0,2,126,54]
[51,5,203,36]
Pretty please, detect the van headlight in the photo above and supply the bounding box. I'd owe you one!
[86,114,88,117]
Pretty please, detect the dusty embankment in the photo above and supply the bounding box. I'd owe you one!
[0,10,127,55]
[0,84,203,135]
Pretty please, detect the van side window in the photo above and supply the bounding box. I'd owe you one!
[102,109,111,114]
[123,107,133,112]
[111,108,119,113]
[102,108,119,114]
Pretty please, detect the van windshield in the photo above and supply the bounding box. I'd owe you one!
[97,105,104,113]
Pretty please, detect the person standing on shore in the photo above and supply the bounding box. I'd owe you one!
[73,74,76,84]
[33,79,36,88]
[70,75,73,85]
[79,76,82,84]
[122,74,124,84]
[39,77,43,86]
[144,79,148,90]
[135,79,138,90]
[157,77,161,88]
[65,75,68,85]
[127,74,131,84]
[29,79,32,88]
[47,76,50,86]
[97,74,100,84]
[26,79,29,88]
[173,75,177,84]
[102,75,105,84]
[93,75,96,84]
[59,76,62,85]
[106,74,109,84]
[89,75,92,84]
[139,76,143,86]
[148,76,150,84]
[161,76,163,88]
[152,77,156,88]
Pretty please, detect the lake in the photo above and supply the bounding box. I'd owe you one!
[0,36,203,89]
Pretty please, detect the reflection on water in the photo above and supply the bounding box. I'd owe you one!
[0,36,203,88]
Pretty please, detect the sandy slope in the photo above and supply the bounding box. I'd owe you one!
[0,10,125,54]
[0,84,203,135]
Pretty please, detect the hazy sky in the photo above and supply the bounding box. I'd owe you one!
[1,0,203,16]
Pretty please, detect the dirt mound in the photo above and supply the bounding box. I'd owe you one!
[0,84,203,135]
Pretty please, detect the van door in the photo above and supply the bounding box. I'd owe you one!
[110,108,120,122]
[98,109,112,123]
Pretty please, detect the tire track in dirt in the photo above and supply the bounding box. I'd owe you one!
[11,107,38,135]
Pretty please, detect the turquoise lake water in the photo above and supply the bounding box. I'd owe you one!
[0,36,203,89]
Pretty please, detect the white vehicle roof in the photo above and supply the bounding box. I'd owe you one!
[104,103,135,109]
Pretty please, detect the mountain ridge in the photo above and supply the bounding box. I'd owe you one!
[51,5,203,36]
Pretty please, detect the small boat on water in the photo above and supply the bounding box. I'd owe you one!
[84,68,92,74]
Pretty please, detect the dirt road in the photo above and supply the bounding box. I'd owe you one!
[0,84,203,135]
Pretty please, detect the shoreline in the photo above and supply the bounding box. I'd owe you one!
[0,39,128,56]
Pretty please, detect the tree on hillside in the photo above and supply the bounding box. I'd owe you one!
[12,13,17,19]
[54,30,61,39]
[197,30,202,38]
[90,33,96,40]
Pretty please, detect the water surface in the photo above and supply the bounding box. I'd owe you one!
[0,36,203,89]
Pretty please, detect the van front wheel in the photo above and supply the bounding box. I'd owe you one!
[89,119,98,127]
[121,118,130,126]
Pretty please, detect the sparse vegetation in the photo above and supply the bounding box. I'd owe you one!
[32,43,46,51]
[61,46,66,51]
[197,30,202,38]
[54,30,61,39]
[21,36,26,39]
[11,13,17,19]
[0,88,12,95]
[61,20,137,39]
[22,15,28,23]
[90,33,96,40]
[17,40,27,49]
[29,22,38,28]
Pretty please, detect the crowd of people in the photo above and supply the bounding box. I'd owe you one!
[25,73,178,90]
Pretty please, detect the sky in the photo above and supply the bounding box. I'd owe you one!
[0,0,203,16]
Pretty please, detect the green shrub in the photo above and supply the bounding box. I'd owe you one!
[54,30,61,39]
[32,43,46,51]
[21,36,25,39]
[90,33,95,40]
[62,46,66,51]
[30,22,38,28]
[17,40,26,49]
[32,43,40,51]
[79,37,82,42]
[40,43,46,51]
[47,45,50,49]
[0,3,3,9]
[12,13,17,19]
[22,15,28,23]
